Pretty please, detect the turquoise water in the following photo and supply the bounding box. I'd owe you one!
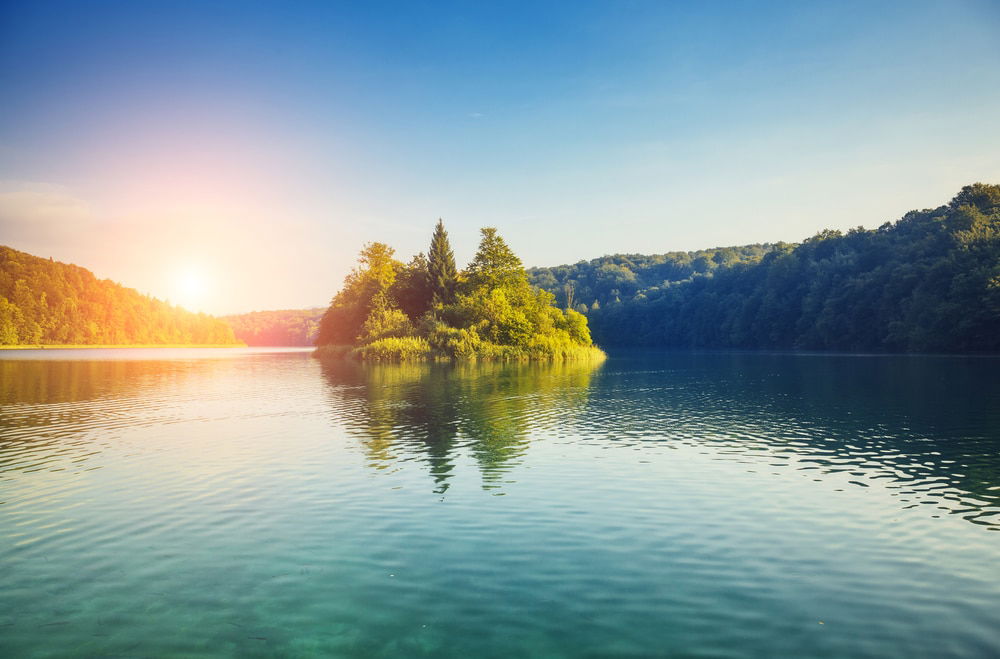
[1,348,998,657]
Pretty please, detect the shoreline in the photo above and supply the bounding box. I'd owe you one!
[312,343,607,363]
[0,343,247,350]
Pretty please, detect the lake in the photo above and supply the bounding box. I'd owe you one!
[1,348,998,657]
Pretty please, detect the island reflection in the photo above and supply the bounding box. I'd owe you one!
[319,358,602,493]
[319,352,1000,526]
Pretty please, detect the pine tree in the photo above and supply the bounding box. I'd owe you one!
[466,227,525,291]
[427,219,457,305]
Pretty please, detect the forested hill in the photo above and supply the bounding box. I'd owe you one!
[0,246,239,345]
[529,183,1000,353]
[528,244,773,311]
[222,308,323,346]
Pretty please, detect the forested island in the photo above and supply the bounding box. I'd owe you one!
[530,184,1000,353]
[315,222,604,361]
[0,246,239,346]
[223,308,323,346]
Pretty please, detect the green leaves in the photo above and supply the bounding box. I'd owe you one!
[465,228,526,292]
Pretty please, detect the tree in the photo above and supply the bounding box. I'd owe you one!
[316,242,402,345]
[0,296,23,344]
[428,219,457,305]
[563,281,575,310]
[465,227,525,292]
[392,253,433,320]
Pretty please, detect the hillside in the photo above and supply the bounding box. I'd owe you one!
[0,246,239,346]
[529,184,1000,352]
[222,308,324,346]
[528,244,772,311]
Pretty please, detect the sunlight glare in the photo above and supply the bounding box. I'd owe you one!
[170,264,212,311]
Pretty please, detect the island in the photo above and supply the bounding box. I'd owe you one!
[314,222,605,362]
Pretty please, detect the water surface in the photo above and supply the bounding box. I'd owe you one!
[2,348,998,657]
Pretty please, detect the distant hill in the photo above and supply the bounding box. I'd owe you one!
[222,308,324,346]
[529,183,1000,352]
[0,246,239,346]
[528,244,773,311]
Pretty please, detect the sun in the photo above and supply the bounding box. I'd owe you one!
[170,264,211,311]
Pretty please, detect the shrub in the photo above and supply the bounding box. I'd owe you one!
[353,336,433,362]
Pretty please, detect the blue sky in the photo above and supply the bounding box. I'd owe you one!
[1,0,999,313]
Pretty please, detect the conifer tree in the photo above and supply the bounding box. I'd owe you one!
[427,219,457,305]
[466,227,525,291]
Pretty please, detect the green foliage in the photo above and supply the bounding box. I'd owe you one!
[359,307,417,343]
[354,336,433,362]
[427,219,458,305]
[393,253,434,319]
[0,295,25,344]
[0,246,239,346]
[557,308,592,345]
[551,184,1000,353]
[528,244,772,310]
[316,242,403,345]
[465,227,525,292]
[316,226,604,362]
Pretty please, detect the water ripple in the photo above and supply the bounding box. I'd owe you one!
[1,348,998,657]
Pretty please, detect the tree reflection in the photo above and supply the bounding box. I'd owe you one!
[319,358,601,493]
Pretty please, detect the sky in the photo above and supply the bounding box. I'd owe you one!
[1,0,999,314]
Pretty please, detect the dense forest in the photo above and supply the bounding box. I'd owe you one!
[0,246,239,345]
[316,221,603,361]
[528,244,772,311]
[530,184,1000,352]
[222,308,323,346]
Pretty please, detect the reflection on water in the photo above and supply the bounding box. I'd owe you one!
[3,350,999,524]
[0,351,312,478]
[1,348,999,657]
[314,351,1000,526]
[320,359,599,493]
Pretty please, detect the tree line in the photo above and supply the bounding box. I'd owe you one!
[530,184,1000,352]
[0,246,238,345]
[316,221,603,361]
[222,308,324,346]
[528,244,772,312]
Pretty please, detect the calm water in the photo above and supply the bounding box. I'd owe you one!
[1,348,998,657]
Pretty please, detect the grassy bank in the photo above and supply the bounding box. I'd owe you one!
[314,342,606,363]
[0,343,247,350]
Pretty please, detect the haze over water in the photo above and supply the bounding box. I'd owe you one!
[1,348,998,657]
